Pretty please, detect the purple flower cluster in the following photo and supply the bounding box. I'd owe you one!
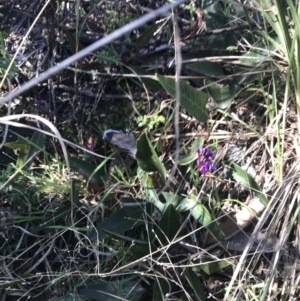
[196,147,216,174]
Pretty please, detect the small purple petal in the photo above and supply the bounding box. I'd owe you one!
[209,164,216,172]
[200,162,209,174]
[196,158,202,168]
[206,149,214,158]
[199,166,205,174]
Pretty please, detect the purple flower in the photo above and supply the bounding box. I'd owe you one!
[196,147,216,174]
[34,94,45,106]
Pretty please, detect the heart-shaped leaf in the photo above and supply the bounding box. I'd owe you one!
[231,162,268,206]
[178,195,224,243]
[178,137,204,165]
[204,78,240,109]
[160,192,181,207]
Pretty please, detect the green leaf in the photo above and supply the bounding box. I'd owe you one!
[32,204,71,233]
[61,27,84,53]
[233,64,264,85]
[130,243,158,260]
[130,66,161,92]
[136,23,160,48]
[231,163,268,206]
[80,279,144,301]
[27,131,45,160]
[5,141,30,169]
[184,269,206,301]
[4,141,29,150]
[102,228,148,244]
[193,257,233,275]
[152,278,171,301]
[156,74,209,122]
[204,1,234,49]
[136,133,166,182]
[205,0,230,29]
[178,137,204,165]
[137,168,165,212]
[122,198,154,234]
[186,61,225,78]
[71,179,81,209]
[4,132,46,168]
[16,131,45,169]
[122,198,154,219]
[0,57,19,80]
[204,78,240,109]
[88,207,147,240]
[160,192,181,207]
[156,204,181,245]
[178,195,224,243]
[239,45,273,64]
[69,157,108,190]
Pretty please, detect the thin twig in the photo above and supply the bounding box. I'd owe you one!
[0,0,187,106]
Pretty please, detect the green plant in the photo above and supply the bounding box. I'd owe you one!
[1,0,300,300]
[0,31,18,83]
[136,113,165,130]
